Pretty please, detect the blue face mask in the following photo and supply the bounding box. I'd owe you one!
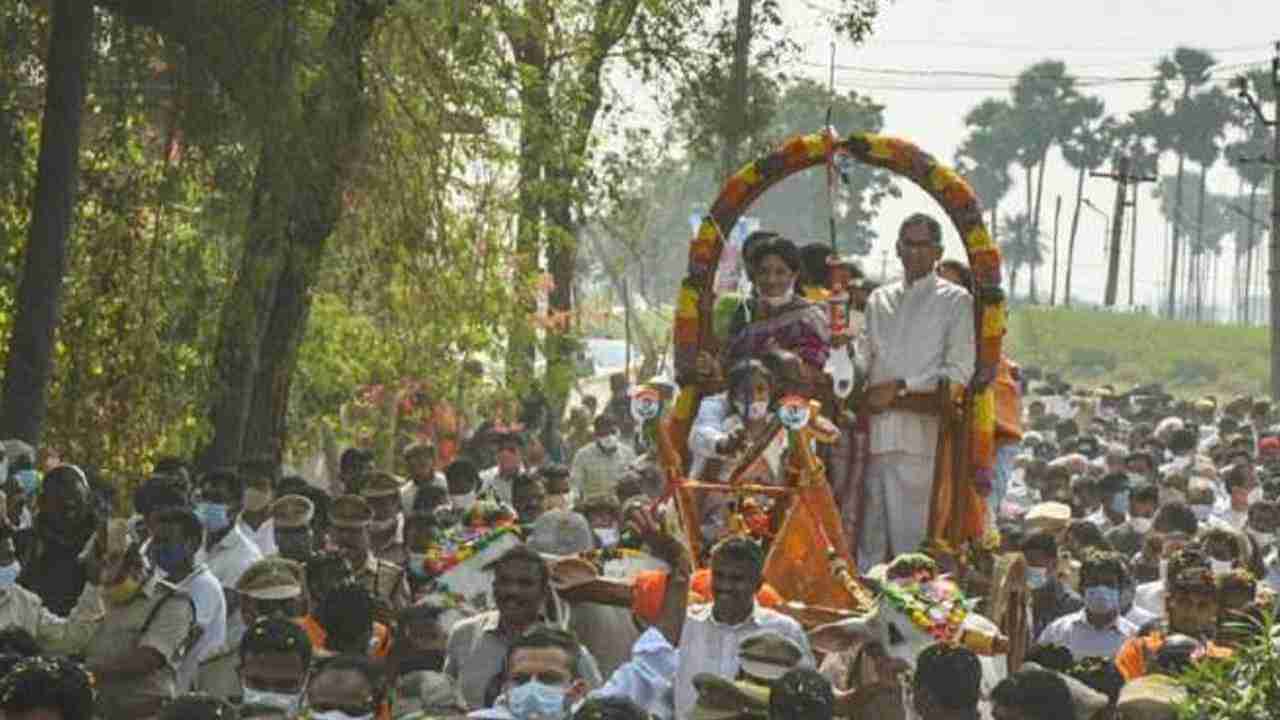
[14,470,38,495]
[0,561,21,587]
[194,502,230,533]
[1083,585,1120,615]
[508,680,567,720]
[1110,491,1130,516]
[152,542,190,576]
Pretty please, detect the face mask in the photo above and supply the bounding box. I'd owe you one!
[1026,566,1049,590]
[1210,559,1233,575]
[0,561,21,588]
[1110,492,1130,516]
[450,492,476,511]
[370,515,398,533]
[1130,516,1154,534]
[14,469,38,495]
[1083,586,1120,615]
[746,401,769,421]
[152,542,190,576]
[242,686,300,713]
[104,576,144,606]
[244,488,274,512]
[194,501,231,533]
[310,711,372,720]
[1248,487,1264,505]
[407,552,430,579]
[508,680,568,720]
[761,287,794,308]
[595,528,619,547]
[1191,504,1213,522]
[596,435,618,452]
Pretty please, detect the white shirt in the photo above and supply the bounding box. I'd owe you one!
[590,628,678,720]
[673,603,814,720]
[1211,502,1248,531]
[687,393,785,484]
[198,524,263,588]
[173,566,227,692]
[1133,579,1167,620]
[865,273,975,456]
[1036,608,1136,659]
[479,465,525,505]
[238,516,276,556]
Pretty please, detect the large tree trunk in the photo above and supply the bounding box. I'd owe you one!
[0,0,95,446]
[204,2,382,465]
[1064,166,1086,307]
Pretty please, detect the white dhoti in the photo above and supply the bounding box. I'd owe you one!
[857,451,934,572]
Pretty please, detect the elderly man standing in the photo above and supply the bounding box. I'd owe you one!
[858,213,975,569]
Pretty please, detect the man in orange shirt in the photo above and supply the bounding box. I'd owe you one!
[1115,548,1231,680]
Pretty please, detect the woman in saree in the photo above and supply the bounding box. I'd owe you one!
[722,234,832,385]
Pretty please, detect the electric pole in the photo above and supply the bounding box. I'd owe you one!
[1234,42,1280,399]
[1092,156,1156,306]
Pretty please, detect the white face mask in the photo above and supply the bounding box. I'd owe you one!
[1210,559,1233,575]
[595,528,619,547]
[761,287,795,308]
[0,561,20,588]
[450,492,476,511]
[597,435,618,452]
[242,686,300,713]
[1130,516,1154,534]
[1191,504,1213,522]
[310,711,372,720]
[1248,487,1264,505]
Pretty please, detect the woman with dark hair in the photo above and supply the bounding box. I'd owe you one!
[721,234,831,387]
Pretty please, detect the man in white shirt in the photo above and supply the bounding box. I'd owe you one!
[673,536,813,720]
[1037,550,1136,659]
[1211,465,1254,531]
[858,214,975,569]
[189,469,262,691]
[236,457,278,556]
[480,432,527,506]
[569,415,636,505]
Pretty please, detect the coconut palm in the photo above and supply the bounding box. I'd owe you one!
[1000,212,1043,300]
[1137,46,1217,317]
[1058,97,1114,307]
[1182,86,1233,321]
[1008,60,1083,303]
[1226,68,1277,325]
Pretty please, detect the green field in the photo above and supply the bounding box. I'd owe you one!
[1005,305,1270,398]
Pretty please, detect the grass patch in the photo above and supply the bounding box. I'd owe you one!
[1005,305,1268,398]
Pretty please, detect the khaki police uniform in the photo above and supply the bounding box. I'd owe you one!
[333,494,410,624]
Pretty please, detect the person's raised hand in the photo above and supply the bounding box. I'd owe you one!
[634,506,690,575]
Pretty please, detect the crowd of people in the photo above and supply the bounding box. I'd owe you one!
[0,213,1272,720]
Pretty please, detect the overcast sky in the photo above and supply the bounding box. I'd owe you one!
[682,0,1279,314]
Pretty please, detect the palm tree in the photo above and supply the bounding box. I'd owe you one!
[1058,97,1114,307]
[1182,87,1233,322]
[1138,46,1217,318]
[957,99,1018,236]
[1226,68,1278,325]
[1001,212,1042,300]
[1009,60,1083,303]
[1113,120,1159,306]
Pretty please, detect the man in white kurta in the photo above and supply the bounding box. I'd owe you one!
[858,214,975,570]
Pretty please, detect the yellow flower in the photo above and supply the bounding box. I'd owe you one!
[803,133,829,160]
[966,226,995,252]
[736,162,762,187]
[866,134,893,161]
[983,305,1007,338]
[676,287,699,320]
